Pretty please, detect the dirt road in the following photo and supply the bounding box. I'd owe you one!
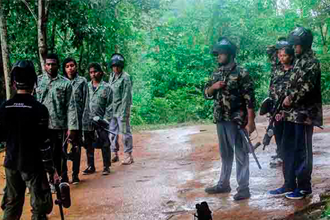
[1,121,330,220]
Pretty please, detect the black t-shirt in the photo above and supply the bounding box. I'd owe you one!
[0,94,49,172]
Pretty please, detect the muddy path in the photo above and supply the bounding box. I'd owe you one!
[1,119,330,220]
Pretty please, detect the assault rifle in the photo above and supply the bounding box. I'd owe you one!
[238,127,262,169]
[92,116,116,135]
[262,96,285,150]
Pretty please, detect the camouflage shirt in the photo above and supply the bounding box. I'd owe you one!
[67,74,90,131]
[87,80,112,131]
[204,62,255,125]
[36,73,79,130]
[267,46,292,103]
[109,71,132,119]
[283,49,323,126]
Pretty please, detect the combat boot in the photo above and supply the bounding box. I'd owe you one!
[111,152,119,163]
[121,152,134,165]
[82,166,95,175]
[205,185,231,194]
[233,189,251,201]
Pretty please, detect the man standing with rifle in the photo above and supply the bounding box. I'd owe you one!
[203,37,256,201]
[0,60,58,220]
[82,63,112,175]
[36,54,79,185]
[269,27,323,200]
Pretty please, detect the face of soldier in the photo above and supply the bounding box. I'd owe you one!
[294,45,303,56]
[112,66,122,75]
[65,61,77,80]
[278,49,292,65]
[217,53,229,66]
[89,67,103,82]
[45,59,59,77]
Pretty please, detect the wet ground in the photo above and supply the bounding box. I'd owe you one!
[1,117,330,220]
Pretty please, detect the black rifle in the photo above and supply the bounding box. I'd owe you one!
[238,128,262,169]
[262,96,285,150]
[91,116,116,135]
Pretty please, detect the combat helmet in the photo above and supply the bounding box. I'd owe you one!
[10,60,37,90]
[275,38,291,50]
[109,53,125,68]
[287,27,313,49]
[212,37,237,57]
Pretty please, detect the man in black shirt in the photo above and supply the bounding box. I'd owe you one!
[0,60,57,220]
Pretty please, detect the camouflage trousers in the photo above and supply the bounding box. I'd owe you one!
[1,168,53,220]
[109,117,133,153]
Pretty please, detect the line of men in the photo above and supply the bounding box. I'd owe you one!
[0,53,134,219]
[204,26,322,201]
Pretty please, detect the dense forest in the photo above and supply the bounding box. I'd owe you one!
[0,0,330,126]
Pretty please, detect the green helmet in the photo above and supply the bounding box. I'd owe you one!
[287,27,313,48]
[212,37,237,57]
[275,39,291,50]
[109,53,125,68]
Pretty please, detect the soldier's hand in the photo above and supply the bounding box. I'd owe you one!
[67,130,77,143]
[245,121,256,135]
[211,81,226,90]
[53,171,61,185]
[283,96,292,107]
[275,113,283,122]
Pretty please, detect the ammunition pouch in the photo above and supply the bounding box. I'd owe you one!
[260,97,274,116]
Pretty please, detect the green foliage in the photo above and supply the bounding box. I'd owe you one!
[2,0,330,125]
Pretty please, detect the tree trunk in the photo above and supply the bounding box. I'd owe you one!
[78,43,84,73]
[322,23,328,54]
[38,0,49,72]
[114,7,120,53]
[0,0,12,100]
[49,20,56,53]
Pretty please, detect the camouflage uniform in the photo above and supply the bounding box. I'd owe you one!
[280,49,322,193]
[267,46,293,161]
[283,49,322,126]
[204,62,255,194]
[36,73,79,178]
[108,71,133,154]
[62,74,90,180]
[84,81,112,170]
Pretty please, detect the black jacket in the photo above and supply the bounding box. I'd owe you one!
[0,94,49,172]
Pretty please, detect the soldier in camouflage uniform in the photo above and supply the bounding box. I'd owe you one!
[269,27,323,200]
[108,53,134,165]
[62,57,90,184]
[82,63,112,175]
[35,54,79,183]
[204,37,256,201]
[264,38,295,168]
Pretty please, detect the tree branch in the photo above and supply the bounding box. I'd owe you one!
[320,24,326,46]
[20,0,37,22]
